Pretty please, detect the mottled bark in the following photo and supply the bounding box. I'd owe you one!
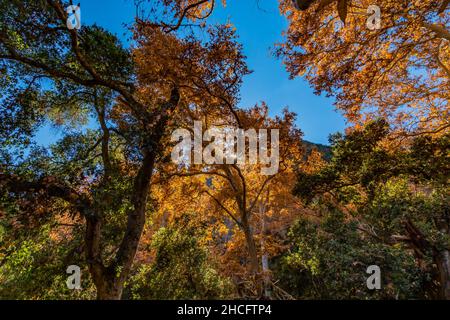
[243,222,259,275]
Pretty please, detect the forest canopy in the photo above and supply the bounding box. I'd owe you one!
[0,0,449,300]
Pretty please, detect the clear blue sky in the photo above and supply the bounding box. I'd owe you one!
[36,0,346,145]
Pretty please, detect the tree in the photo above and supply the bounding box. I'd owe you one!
[293,119,450,299]
[153,104,303,297]
[126,214,233,300]
[278,0,449,137]
[0,0,246,299]
[2,0,447,301]
[275,209,425,299]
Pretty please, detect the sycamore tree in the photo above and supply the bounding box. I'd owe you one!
[2,0,447,301]
[149,103,303,298]
[0,0,246,299]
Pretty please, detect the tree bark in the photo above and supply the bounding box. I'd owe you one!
[260,201,272,299]
[82,147,157,300]
[242,219,259,275]
[435,249,450,300]
[84,87,180,300]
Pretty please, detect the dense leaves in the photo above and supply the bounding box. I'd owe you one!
[0,0,448,300]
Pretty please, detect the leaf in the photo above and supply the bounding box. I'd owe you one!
[438,0,449,14]
[337,0,348,24]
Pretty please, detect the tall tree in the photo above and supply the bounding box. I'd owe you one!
[153,104,303,297]
[0,0,246,299]
[294,119,450,299]
[279,0,449,137]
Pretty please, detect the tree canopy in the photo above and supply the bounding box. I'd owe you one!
[0,0,449,300]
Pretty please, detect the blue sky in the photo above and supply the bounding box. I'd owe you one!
[36,0,346,145]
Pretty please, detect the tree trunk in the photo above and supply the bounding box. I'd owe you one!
[260,202,272,299]
[242,218,259,275]
[242,222,262,297]
[84,87,180,300]
[84,151,155,300]
[435,249,450,300]
[95,275,123,300]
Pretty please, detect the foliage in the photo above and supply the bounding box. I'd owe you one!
[0,221,96,299]
[275,206,428,300]
[0,0,448,300]
[127,218,233,300]
[292,120,450,298]
[279,0,450,137]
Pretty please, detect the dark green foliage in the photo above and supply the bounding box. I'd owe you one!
[126,217,233,300]
[292,119,450,299]
[295,119,449,202]
[274,210,425,299]
[0,222,96,299]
